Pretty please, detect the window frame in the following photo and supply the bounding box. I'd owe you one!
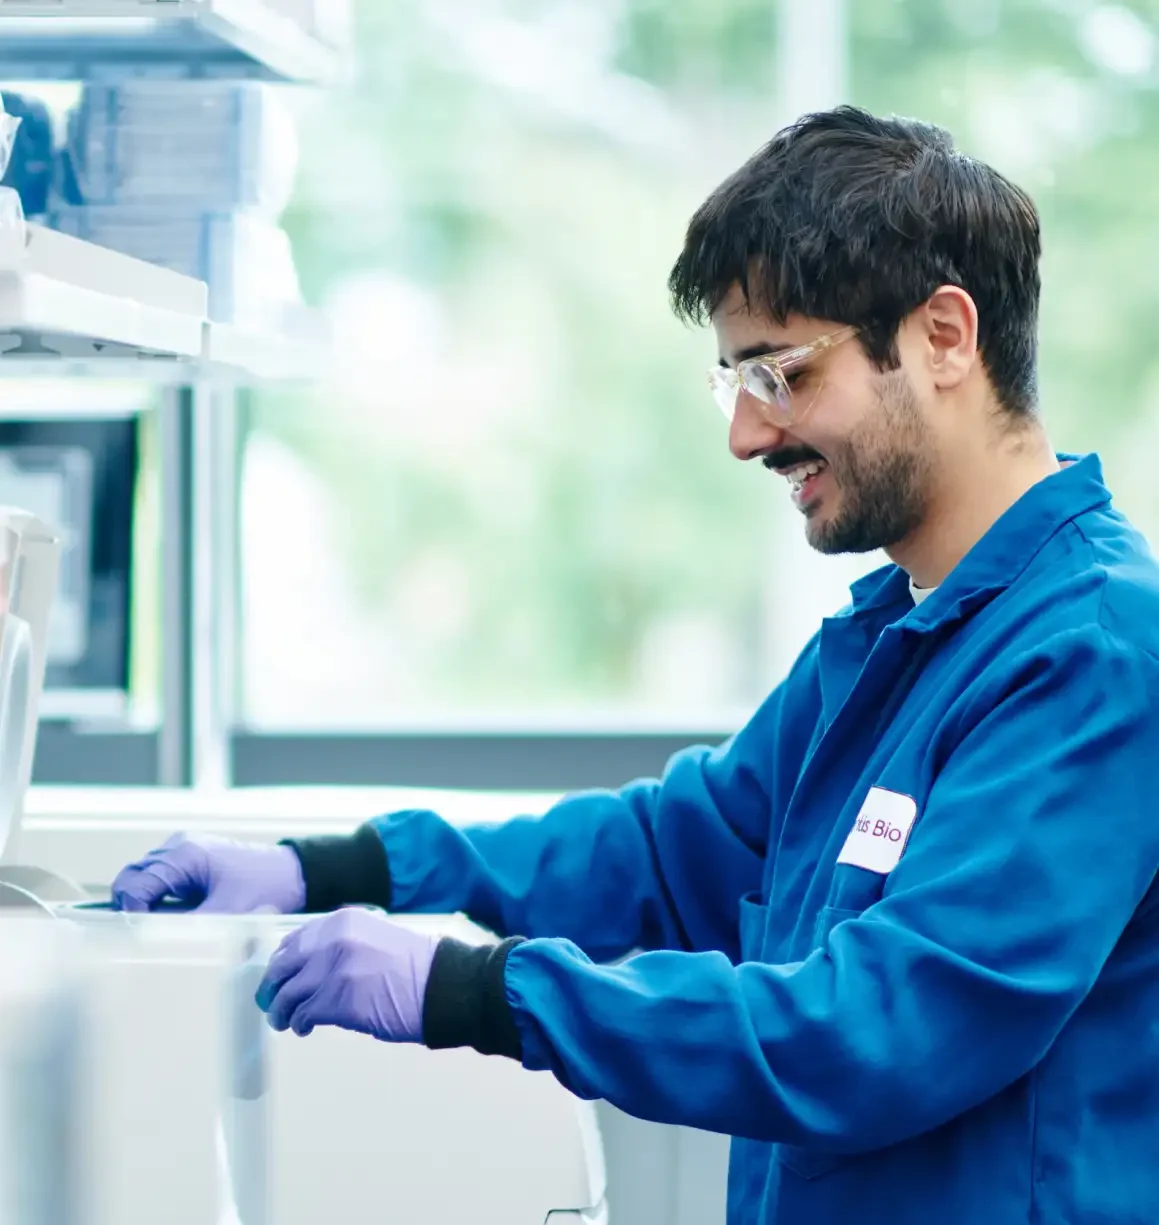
[228,728,728,791]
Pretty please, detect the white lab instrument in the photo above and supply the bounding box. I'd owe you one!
[0,504,609,1225]
[256,912,607,1225]
[0,909,265,1225]
[0,511,245,1225]
[0,917,79,1225]
[63,907,609,1225]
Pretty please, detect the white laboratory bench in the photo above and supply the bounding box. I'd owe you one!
[17,781,730,1225]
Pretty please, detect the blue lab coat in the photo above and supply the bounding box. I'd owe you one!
[375,454,1159,1224]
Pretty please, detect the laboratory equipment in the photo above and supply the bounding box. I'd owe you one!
[0,917,78,1225]
[65,908,610,1225]
[0,501,608,1224]
[0,910,265,1225]
[68,918,259,1225]
[0,508,258,1225]
[0,417,137,707]
[260,916,609,1224]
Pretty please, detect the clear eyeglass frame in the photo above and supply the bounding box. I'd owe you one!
[708,325,858,427]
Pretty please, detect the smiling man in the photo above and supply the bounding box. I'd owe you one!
[113,107,1159,1225]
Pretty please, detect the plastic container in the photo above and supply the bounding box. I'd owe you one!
[67,82,298,219]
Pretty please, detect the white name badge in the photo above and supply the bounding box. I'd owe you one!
[836,787,919,875]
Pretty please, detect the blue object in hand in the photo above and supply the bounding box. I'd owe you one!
[255,908,440,1043]
[111,832,307,914]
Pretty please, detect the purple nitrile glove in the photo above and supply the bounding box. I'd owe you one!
[111,832,307,915]
[255,907,440,1043]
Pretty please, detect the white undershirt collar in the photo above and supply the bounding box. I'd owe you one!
[909,579,937,605]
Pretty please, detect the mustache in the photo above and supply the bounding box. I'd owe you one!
[762,447,827,472]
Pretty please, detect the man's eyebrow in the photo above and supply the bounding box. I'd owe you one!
[718,342,790,369]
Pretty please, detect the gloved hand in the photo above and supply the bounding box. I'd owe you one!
[255,907,440,1043]
[111,832,307,915]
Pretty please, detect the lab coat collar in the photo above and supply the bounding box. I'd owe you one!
[845,452,1111,630]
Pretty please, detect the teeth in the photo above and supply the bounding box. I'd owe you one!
[785,460,826,490]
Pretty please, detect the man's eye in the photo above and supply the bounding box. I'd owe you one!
[748,366,781,396]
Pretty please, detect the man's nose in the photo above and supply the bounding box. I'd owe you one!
[729,390,787,462]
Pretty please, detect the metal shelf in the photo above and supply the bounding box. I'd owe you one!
[0,223,207,362]
[0,225,325,382]
[0,333,328,385]
[0,355,206,382]
[0,0,341,84]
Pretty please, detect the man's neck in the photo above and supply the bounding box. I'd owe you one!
[888,429,1060,590]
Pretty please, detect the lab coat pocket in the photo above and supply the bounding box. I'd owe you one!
[774,906,867,1179]
[813,905,864,950]
[825,861,886,916]
[737,891,768,963]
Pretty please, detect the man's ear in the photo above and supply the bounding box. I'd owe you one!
[921,285,979,392]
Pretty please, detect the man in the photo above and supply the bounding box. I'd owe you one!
[112,107,1159,1224]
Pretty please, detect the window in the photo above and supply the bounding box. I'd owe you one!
[848,0,1159,543]
[238,0,1159,781]
[239,0,798,734]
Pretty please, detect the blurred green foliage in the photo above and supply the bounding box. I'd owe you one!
[850,0,1159,454]
[249,0,1159,717]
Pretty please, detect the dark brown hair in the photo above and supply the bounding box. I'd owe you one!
[669,106,1042,417]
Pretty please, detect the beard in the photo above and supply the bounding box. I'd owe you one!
[806,370,936,556]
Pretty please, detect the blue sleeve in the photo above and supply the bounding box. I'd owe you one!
[373,655,819,961]
[499,627,1159,1145]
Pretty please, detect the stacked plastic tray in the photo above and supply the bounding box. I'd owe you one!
[46,80,303,330]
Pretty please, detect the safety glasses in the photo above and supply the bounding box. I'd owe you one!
[708,325,858,427]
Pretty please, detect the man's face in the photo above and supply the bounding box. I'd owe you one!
[711,287,937,556]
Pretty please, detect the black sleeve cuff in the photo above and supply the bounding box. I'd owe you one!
[422,936,525,1060]
[280,823,392,913]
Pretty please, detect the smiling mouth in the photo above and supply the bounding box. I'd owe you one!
[783,458,829,493]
